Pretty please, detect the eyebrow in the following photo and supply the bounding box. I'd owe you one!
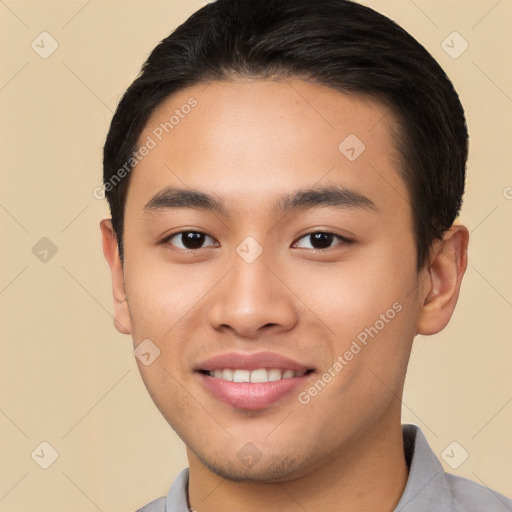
[279,186,377,213]
[143,187,228,216]
[142,185,377,216]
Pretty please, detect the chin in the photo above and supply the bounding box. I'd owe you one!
[193,447,317,483]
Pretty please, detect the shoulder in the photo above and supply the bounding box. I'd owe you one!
[135,496,166,512]
[444,473,512,512]
[398,425,511,512]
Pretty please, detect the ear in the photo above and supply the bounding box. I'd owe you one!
[417,224,469,335]
[100,219,132,335]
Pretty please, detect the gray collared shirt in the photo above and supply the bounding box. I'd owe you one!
[136,424,511,511]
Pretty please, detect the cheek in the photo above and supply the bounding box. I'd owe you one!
[289,240,420,395]
[137,360,199,430]
[123,256,208,340]
[289,249,416,338]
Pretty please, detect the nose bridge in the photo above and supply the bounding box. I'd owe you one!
[207,246,298,337]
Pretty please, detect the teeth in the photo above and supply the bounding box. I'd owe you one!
[207,368,306,383]
[222,369,234,381]
[268,369,282,381]
[250,368,268,383]
[233,369,250,383]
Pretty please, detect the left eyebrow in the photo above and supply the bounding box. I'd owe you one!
[278,185,377,213]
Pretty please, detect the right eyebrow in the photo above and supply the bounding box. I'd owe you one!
[143,187,229,217]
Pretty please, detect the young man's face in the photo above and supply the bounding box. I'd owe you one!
[102,79,450,481]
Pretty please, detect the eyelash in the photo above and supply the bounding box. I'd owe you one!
[160,230,353,251]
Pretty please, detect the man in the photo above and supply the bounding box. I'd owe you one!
[100,0,511,510]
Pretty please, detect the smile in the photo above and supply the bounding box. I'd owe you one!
[195,351,315,410]
[204,368,308,383]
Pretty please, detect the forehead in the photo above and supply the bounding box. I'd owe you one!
[126,78,409,219]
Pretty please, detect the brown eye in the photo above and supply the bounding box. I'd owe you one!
[165,231,218,250]
[294,231,350,250]
[309,232,334,249]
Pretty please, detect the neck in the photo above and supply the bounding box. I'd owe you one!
[187,415,408,512]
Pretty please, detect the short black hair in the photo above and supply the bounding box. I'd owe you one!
[103,0,468,269]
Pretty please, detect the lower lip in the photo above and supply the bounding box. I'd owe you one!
[198,373,312,410]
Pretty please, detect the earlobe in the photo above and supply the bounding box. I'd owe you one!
[100,219,132,335]
[416,224,469,336]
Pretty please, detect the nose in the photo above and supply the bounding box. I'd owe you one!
[207,254,299,340]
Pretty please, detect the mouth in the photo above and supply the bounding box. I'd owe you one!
[195,352,315,410]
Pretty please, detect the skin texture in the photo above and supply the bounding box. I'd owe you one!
[101,79,469,512]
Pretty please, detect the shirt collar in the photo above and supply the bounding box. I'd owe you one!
[394,424,446,511]
[165,467,190,512]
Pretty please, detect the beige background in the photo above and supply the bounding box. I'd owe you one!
[0,0,511,510]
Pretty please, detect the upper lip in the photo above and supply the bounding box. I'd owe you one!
[196,351,314,372]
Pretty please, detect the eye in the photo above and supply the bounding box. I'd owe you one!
[163,231,219,250]
[293,231,351,250]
